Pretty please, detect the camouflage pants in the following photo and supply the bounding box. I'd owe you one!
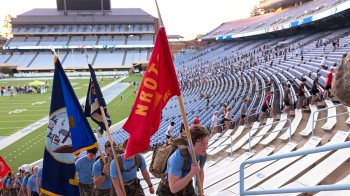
[156,179,195,196]
[78,183,94,196]
[8,188,19,196]
[94,188,116,196]
[124,178,145,196]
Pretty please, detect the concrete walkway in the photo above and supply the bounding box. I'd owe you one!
[0,77,129,150]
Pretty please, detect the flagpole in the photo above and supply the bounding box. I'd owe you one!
[100,106,126,196]
[154,0,203,194]
[95,140,107,163]
[177,96,204,195]
[154,0,164,27]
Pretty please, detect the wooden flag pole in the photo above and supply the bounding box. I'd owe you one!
[95,139,106,164]
[100,106,126,196]
[154,0,203,194]
[177,95,203,195]
[155,0,164,27]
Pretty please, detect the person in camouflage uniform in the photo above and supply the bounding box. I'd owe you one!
[123,178,146,196]
[110,140,154,196]
[156,125,210,196]
[92,141,116,196]
[76,148,98,196]
[157,179,195,196]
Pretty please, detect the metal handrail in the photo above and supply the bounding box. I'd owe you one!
[310,103,344,135]
[239,141,350,195]
[247,119,291,152]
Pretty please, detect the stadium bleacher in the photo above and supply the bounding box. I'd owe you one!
[4,0,350,195]
[0,8,155,71]
[106,24,350,195]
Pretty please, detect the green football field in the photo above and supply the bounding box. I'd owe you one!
[0,74,143,170]
[0,79,113,136]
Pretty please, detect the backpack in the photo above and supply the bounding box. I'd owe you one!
[117,154,142,172]
[149,136,206,178]
[99,154,142,173]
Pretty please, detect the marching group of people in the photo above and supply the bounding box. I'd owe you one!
[0,166,43,196]
[1,124,210,196]
[0,82,49,97]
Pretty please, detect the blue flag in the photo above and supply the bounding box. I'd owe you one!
[84,64,111,135]
[41,57,98,196]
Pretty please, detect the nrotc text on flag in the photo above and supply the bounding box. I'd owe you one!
[136,54,173,117]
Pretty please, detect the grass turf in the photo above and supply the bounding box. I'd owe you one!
[0,74,143,170]
[0,78,113,136]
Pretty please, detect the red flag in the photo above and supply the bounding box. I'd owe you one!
[123,27,181,158]
[0,156,11,190]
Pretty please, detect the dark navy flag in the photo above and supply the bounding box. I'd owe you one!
[41,57,98,196]
[84,64,111,135]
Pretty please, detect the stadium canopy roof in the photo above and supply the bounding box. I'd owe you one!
[168,35,184,39]
[12,8,156,25]
[259,0,312,10]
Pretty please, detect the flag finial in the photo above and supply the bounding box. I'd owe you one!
[51,47,58,57]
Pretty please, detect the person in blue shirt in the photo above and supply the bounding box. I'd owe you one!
[110,140,154,196]
[238,99,248,126]
[6,174,14,189]
[36,167,42,195]
[76,147,97,196]
[27,166,39,196]
[2,174,9,195]
[20,171,31,196]
[11,171,23,195]
[92,141,115,196]
[157,125,209,196]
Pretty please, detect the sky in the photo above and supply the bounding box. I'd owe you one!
[0,0,260,40]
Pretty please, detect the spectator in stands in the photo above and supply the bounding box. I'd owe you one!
[157,125,209,195]
[336,38,340,48]
[267,77,272,87]
[324,68,334,100]
[223,107,232,129]
[210,112,219,132]
[76,147,98,196]
[311,74,322,105]
[259,91,274,122]
[322,37,326,46]
[205,95,210,108]
[321,56,328,70]
[332,40,337,52]
[238,99,248,126]
[110,140,154,196]
[222,103,228,116]
[166,122,175,139]
[179,122,185,135]
[193,116,200,126]
[297,78,307,109]
[92,141,115,195]
[27,166,39,196]
[282,84,292,114]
